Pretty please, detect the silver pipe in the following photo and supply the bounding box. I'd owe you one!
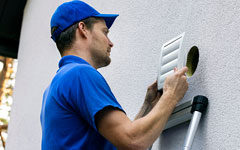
[183,111,202,150]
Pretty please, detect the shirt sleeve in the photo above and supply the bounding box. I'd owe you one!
[74,66,124,131]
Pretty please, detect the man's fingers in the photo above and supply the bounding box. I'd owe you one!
[156,92,161,99]
[174,67,178,72]
[177,67,188,76]
[152,80,157,87]
[148,80,157,90]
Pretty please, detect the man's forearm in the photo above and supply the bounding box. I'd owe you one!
[134,101,152,120]
[128,92,178,149]
[135,90,163,120]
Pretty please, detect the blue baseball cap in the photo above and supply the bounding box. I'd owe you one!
[51,0,119,42]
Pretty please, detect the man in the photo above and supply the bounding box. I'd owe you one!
[40,1,188,150]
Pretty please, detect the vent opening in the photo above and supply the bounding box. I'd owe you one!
[186,46,199,77]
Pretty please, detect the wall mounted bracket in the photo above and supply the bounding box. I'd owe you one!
[164,99,193,130]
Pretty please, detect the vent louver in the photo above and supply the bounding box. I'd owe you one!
[157,33,185,90]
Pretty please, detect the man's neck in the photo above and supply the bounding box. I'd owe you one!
[62,50,98,69]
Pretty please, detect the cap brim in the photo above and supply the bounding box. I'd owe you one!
[94,14,119,29]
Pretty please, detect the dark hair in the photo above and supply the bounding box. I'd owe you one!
[51,17,102,55]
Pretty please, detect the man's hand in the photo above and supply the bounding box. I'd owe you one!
[163,67,189,103]
[144,81,162,108]
[134,81,162,120]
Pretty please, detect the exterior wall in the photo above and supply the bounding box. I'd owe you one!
[6,0,240,150]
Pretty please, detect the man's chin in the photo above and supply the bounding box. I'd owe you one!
[104,58,111,66]
[98,57,111,68]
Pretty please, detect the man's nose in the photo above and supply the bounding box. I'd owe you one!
[109,40,114,47]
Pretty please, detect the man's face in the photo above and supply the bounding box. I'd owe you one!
[88,19,114,68]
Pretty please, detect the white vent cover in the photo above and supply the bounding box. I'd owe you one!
[157,33,185,90]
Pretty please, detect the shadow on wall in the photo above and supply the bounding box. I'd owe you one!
[159,121,189,149]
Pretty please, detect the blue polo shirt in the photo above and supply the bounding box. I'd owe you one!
[40,55,124,150]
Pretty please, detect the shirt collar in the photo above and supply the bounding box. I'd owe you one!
[58,55,90,68]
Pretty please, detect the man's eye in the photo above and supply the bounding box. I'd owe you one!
[103,29,109,35]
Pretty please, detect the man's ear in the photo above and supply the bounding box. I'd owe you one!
[77,22,88,38]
